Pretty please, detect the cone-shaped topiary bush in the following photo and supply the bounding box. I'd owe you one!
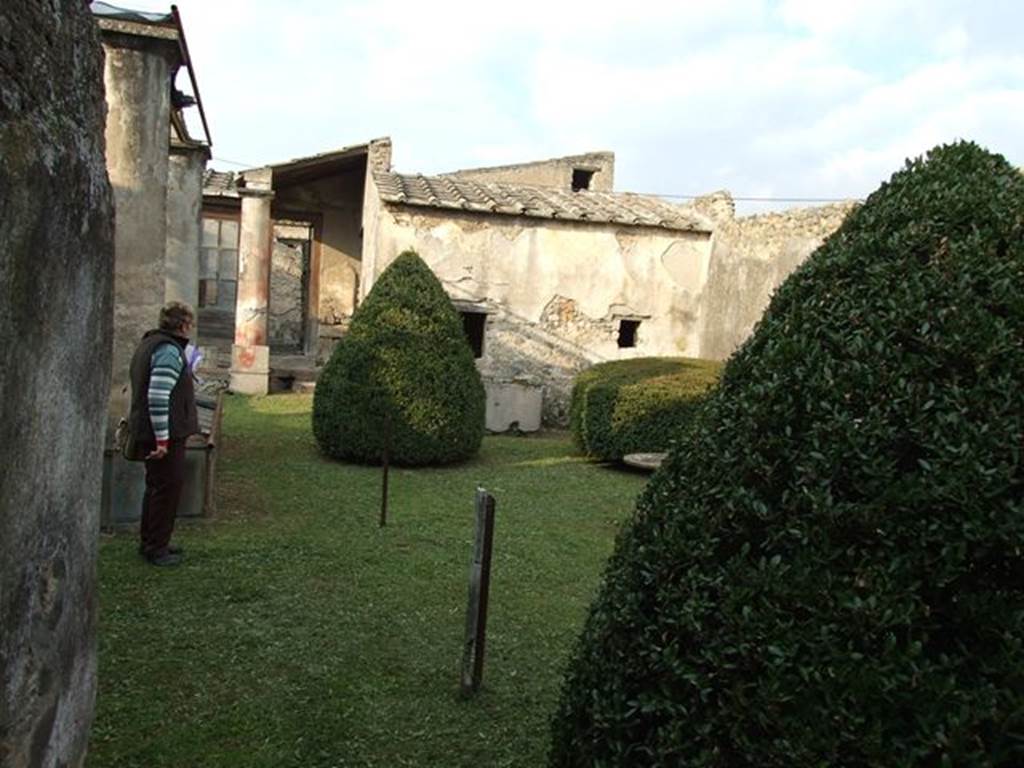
[551,142,1024,766]
[570,357,723,461]
[312,250,485,466]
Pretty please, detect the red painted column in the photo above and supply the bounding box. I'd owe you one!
[230,167,274,394]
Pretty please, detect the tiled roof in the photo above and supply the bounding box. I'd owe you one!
[202,141,377,198]
[91,1,173,25]
[203,169,239,198]
[373,172,710,233]
[204,164,711,233]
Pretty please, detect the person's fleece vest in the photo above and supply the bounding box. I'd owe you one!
[128,329,199,444]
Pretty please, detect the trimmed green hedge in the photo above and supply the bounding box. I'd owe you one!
[551,142,1024,766]
[312,250,485,466]
[570,358,722,461]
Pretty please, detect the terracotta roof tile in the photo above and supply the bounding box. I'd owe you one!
[374,172,710,233]
[202,169,239,198]
[204,165,711,234]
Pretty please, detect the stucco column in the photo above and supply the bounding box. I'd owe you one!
[100,28,179,430]
[165,143,209,316]
[358,139,393,302]
[2,3,114,764]
[230,168,274,394]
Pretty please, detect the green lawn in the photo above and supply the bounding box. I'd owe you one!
[88,394,646,768]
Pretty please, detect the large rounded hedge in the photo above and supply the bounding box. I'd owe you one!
[551,142,1024,766]
[570,357,722,461]
[312,250,485,466]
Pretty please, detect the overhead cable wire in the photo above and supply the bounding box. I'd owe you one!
[211,156,257,168]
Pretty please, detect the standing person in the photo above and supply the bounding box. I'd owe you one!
[128,301,199,566]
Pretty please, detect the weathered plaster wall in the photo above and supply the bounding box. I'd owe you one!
[102,33,176,429]
[360,165,384,304]
[269,223,307,348]
[694,192,857,360]
[164,145,207,313]
[0,3,114,765]
[364,191,711,424]
[450,151,615,192]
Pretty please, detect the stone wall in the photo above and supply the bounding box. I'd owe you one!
[269,223,307,349]
[363,187,712,424]
[694,191,858,360]
[0,2,114,766]
[101,28,178,430]
[165,145,208,312]
[448,151,615,192]
[359,182,857,423]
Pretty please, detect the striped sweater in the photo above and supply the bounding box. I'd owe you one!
[148,343,184,446]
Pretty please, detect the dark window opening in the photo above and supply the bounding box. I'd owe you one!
[572,168,594,192]
[617,319,640,348]
[461,311,486,358]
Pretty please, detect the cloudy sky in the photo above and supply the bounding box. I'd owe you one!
[125,0,1022,213]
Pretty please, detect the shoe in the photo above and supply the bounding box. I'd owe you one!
[139,544,184,556]
[146,551,182,567]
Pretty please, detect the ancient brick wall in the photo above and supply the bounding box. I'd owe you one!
[695,192,858,360]
[0,2,114,766]
[449,151,615,192]
[358,178,853,426]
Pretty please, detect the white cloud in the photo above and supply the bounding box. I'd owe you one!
[115,0,1024,207]
[750,53,1024,198]
[777,0,913,36]
[933,25,970,57]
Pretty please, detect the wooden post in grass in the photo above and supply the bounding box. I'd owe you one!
[379,409,391,527]
[461,488,496,696]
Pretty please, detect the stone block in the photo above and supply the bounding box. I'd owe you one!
[230,343,269,394]
[485,381,543,433]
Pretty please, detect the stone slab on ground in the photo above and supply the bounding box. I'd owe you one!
[622,452,668,471]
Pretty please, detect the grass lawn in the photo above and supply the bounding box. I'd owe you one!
[88,394,647,768]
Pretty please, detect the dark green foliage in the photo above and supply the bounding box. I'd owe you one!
[312,250,485,466]
[569,358,722,461]
[551,142,1024,766]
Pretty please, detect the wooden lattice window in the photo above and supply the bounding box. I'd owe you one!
[199,217,239,310]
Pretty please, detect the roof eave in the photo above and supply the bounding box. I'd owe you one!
[380,197,707,234]
[257,143,371,187]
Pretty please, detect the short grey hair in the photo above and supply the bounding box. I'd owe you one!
[158,301,195,333]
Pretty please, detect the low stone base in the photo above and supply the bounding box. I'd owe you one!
[229,343,269,395]
[485,380,543,432]
[622,452,667,471]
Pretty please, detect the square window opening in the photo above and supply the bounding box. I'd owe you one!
[461,311,486,358]
[572,168,594,192]
[617,319,640,348]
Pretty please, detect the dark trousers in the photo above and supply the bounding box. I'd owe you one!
[140,439,186,556]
